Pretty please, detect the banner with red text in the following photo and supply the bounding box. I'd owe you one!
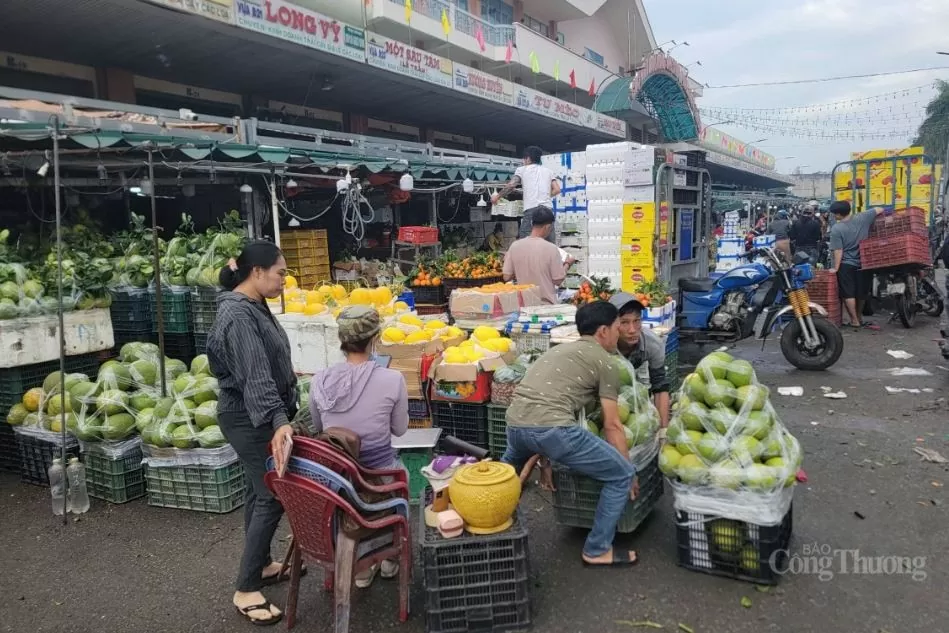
[234,0,366,62]
[367,33,453,89]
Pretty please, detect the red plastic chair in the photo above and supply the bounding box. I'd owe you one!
[265,470,411,632]
[276,438,410,582]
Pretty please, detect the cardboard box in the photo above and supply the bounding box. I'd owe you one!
[379,333,465,360]
[390,356,426,399]
[449,288,519,319]
[428,350,516,403]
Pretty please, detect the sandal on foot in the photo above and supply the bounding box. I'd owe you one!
[582,549,639,567]
[261,565,307,586]
[236,601,283,626]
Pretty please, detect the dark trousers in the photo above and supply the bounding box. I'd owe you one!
[220,410,284,592]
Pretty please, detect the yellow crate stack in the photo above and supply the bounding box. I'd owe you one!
[281,229,331,290]
[620,202,657,291]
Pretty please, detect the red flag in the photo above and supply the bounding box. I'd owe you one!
[588,78,596,97]
[475,24,486,52]
[505,40,513,63]
[569,69,576,89]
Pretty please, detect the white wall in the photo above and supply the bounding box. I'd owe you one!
[510,24,615,92]
[556,16,627,73]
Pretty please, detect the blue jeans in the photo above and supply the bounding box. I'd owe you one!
[502,424,635,557]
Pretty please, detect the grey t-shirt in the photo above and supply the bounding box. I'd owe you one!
[829,211,877,267]
[619,327,670,394]
[769,219,791,240]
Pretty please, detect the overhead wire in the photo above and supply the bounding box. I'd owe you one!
[704,66,949,89]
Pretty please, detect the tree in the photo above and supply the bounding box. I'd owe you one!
[913,80,949,160]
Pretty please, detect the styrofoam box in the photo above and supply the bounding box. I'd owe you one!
[624,186,656,203]
[277,316,345,375]
[0,309,115,369]
[753,234,777,246]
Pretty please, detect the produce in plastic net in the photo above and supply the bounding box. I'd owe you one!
[661,351,802,502]
[7,342,226,452]
[579,355,661,468]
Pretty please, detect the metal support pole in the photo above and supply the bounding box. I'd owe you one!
[52,116,68,523]
[148,149,167,397]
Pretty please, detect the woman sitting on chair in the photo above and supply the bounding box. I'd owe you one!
[308,305,410,587]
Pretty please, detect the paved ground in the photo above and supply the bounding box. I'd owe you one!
[2,306,948,633]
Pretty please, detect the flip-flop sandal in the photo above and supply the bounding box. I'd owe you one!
[582,549,639,567]
[261,565,307,586]
[236,600,283,626]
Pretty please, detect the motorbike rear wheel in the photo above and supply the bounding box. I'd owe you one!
[780,316,843,371]
[896,292,917,328]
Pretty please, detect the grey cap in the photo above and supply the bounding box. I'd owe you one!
[608,292,644,313]
[336,305,382,343]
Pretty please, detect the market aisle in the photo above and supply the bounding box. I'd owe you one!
[1,312,947,633]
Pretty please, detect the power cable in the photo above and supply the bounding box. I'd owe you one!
[704,66,949,89]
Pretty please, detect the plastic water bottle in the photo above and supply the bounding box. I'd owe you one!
[48,458,69,516]
[66,457,90,514]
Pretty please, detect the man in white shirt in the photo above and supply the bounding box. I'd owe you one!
[491,146,561,243]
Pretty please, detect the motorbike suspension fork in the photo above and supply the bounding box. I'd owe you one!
[788,289,819,347]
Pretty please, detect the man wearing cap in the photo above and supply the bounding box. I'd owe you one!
[790,201,823,263]
[609,293,671,428]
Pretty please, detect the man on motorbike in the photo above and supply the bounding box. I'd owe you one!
[609,293,671,428]
[790,202,823,263]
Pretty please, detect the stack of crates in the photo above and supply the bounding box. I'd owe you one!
[149,286,193,361]
[408,398,432,429]
[805,271,841,326]
[110,288,154,349]
[418,505,532,633]
[431,401,488,450]
[190,287,220,355]
[144,461,245,514]
[282,229,331,290]
[0,354,101,474]
[81,440,146,504]
[664,327,680,392]
[486,404,507,458]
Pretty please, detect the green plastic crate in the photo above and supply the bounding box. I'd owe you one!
[665,351,680,392]
[82,444,146,503]
[144,461,244,513]
[486,404,508,458]
[400,450,431,501]
[148,288,192,334]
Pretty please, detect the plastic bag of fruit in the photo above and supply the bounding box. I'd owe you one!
[578,354,661,470]
[660,350,801,525]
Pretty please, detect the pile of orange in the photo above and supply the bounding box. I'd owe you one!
[443,253,503,279]
[412,267,442,287]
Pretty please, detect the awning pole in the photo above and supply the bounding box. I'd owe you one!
[271,176,281,248]
[148,148,167,398]
[51,116,68,524]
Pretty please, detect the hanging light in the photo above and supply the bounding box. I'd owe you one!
[239,183,253,193]
[288,217,301,227]
[209,164,217,184]
[285,178,298,190]
[336,178,349,193]
[140,178,153,196]
[462,177,474,193]
[477,194,487,207]
[97,163,108,185]
[36,161,50,177]
[399,173,414,191]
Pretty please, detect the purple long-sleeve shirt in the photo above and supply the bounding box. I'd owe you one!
[308,361,409,468]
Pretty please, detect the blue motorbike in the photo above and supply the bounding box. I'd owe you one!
[676,247,844,370]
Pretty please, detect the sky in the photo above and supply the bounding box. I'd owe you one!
[642,0,949,174]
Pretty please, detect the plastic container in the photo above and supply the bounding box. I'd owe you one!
[148,287,192,334]
[486,404,508,458]
[410,285,446,305]
[418,504,532,633]
[416,303,450,317]
[144,461,245,513]
[551,455,663,533]
[16,429,80,486]
[408,398,430,419]
[400,450,430,501]
[48,458,68,515]
[675,504,793,585]
[109,288,152,333]
[398,226,439,244]
[859,234,931,270]
[190,287,219,335]
[82,444,146,504]
[431,401,488,449]
[868,207,927,238]
[66,457,90,514]
[0,422,20,473]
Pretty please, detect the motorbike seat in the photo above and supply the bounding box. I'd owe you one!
[678,278,717,293]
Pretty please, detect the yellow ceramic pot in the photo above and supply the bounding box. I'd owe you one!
[448,461,521,534]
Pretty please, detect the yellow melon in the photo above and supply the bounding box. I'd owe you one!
[398,314,424,328]
[284,275,298,289]
[446,326,465,339]
[404,331,430,344]
[285,301,305,313]
[394,301,409,312]
[318,284,334,298]
[350,288,372,305]
[382,327,406,343]
[459,339,475,349]
[372,286,393,306]
[304,302,326,316]
[425,320,447,331]
[331,284,348,300]
[22,387,44,413]
[473,326,501,342]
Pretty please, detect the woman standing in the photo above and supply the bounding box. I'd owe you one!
[207,240,298,626]
[308,305,409,587]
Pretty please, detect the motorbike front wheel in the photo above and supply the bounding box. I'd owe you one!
[780,316,844,370]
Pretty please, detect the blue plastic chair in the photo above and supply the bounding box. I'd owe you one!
[267,455,409,519]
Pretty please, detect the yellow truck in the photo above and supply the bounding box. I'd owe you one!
[832,146,941,221]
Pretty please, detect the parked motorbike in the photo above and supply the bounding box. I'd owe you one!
[869,266,942,328]
[677,247,844,370]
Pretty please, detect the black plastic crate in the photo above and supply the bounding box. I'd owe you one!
[675,504,793,585]
[486,404,507,458]
[193,333,208,356]
[410,285,446,305]
[190,287,219,335]
[552,455,663,533]
[15,430,79,486]
[149,288,192,334]
[408,398,430,419]
[161,333,196,365]
[419,504,531,633]
[110,289,152,333]
[0,422,19,473]
[114,328,156,350]
[431,401,488,449]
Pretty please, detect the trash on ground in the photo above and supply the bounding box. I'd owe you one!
[885,386,922,394]
[886,350,914,359]
[677,624,695,633]
[885,367,933,376]
[810,421,819,425]
[820,386,832,392]
[854,511,865,519]
[740,596,753,608]
[778,386,804,396]
[824,391,847,399]
[616,621,663,629]
[914,447,948,463]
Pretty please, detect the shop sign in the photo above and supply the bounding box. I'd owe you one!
[593,113,627,139]
[452,64,514,107]
[234,0,366,63]
[513,85,588,127]
[148,0,234,23]
[366,34,453,90]
[699,126,775,170]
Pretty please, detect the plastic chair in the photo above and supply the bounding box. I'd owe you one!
[265,469,410,633]
[293,437,409,499]
[267,455,409,519]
